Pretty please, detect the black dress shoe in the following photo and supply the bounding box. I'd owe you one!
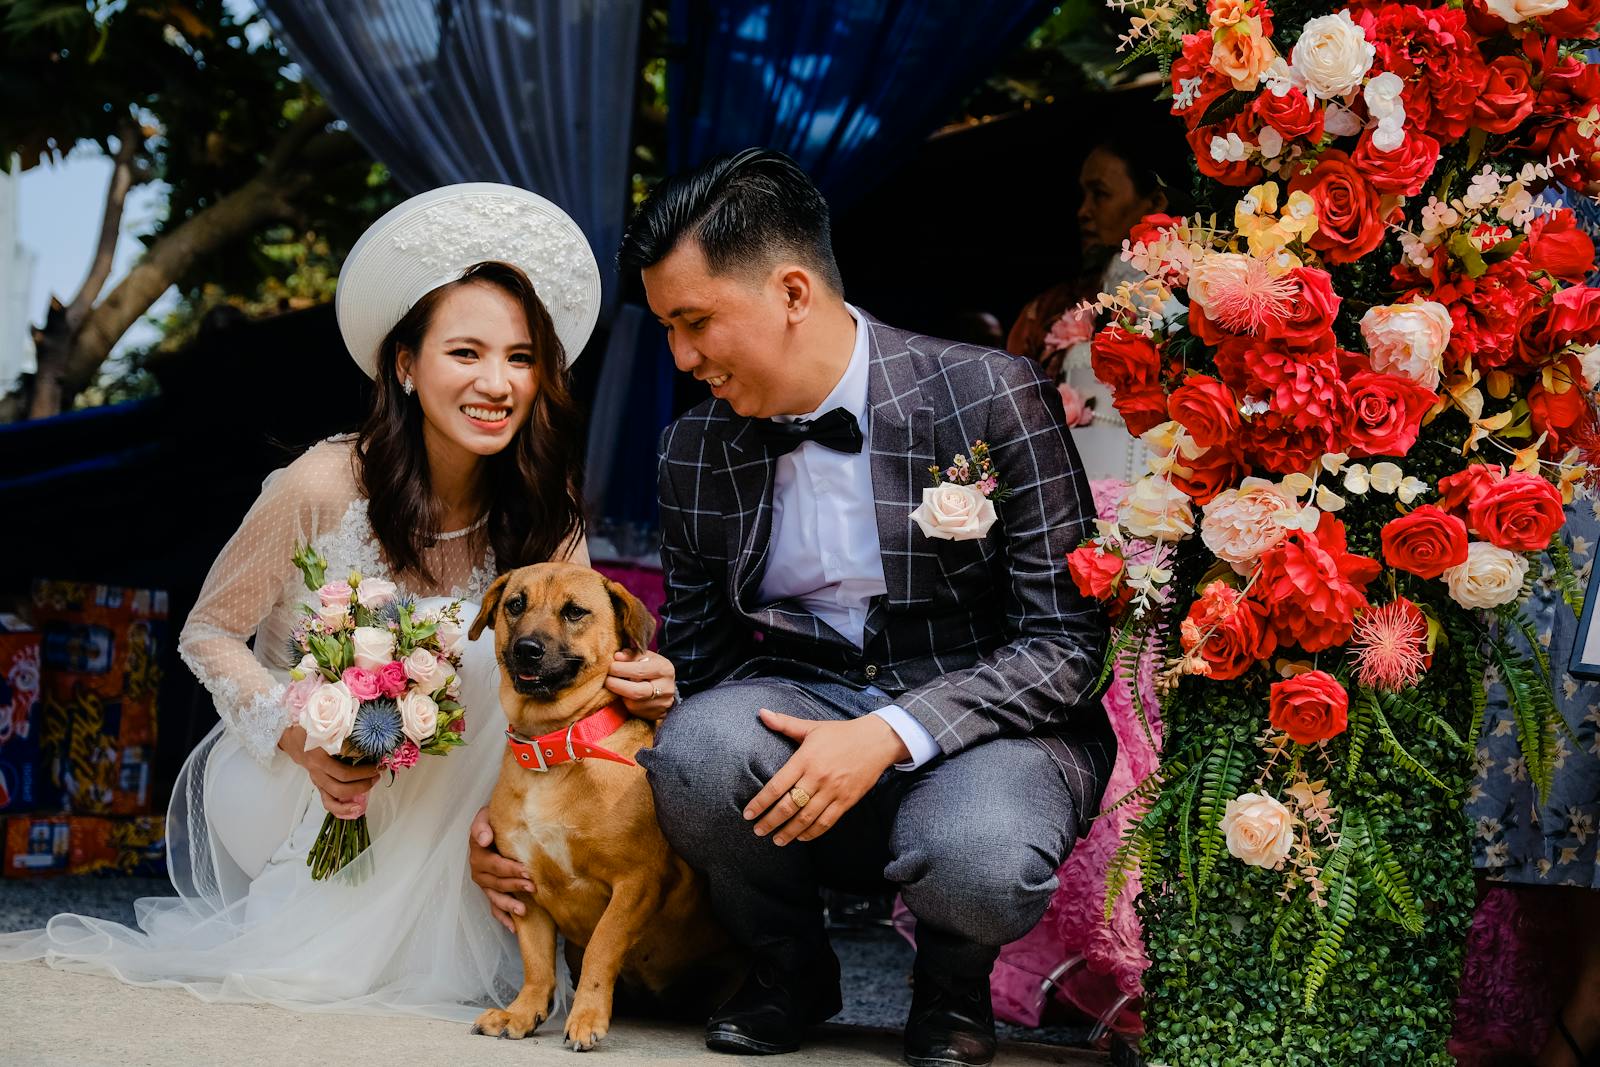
[903,963,997,1067]
[705,947,842,1055]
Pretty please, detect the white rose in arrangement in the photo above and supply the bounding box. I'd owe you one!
[434,616,467,656]
[1444,542,1529,610]
[1220,792,1296,869]
[403,647,441,689]
[300,681,358,755]
[910,483,998,541]
[1290,12,1374,101]
[1360,301,1452,391]
[350,626,396,671]
[294,653,319,677]
[1484,0,1568,22]
[315,602,351,631]
[1119,474,1196,541]
[355,577,398,609]
[399,690,440,744]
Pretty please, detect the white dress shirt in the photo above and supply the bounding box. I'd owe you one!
[756,306,941,770]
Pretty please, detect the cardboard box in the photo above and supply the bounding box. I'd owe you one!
[3,814,166,879]
[31,582,167,814]
[0,618,41,812]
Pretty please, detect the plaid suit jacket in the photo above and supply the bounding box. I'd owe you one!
[656,313,1115,830]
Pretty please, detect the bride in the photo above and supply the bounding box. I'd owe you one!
[0,184,678,1020]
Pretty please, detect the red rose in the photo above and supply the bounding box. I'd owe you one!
[1090,325,1162,395]
[1168,375,1240,450]
[1189,112,1267,188]
[1343,370,1437,458]
[1263,267,1341,346]
[1182,584,1276,681]
[1130,213,1182,248]
[1115,383,1175,436]
[1528,210,1597,283]
[1435,463,1506,520]
[1528,355,1594,454]
[1474,55,1537,135]
[1066,545,1124,602]
[1350,128,1442,197]
[1359,5,1488,142]
[1468,472,1567,551]
[1548,284,1600,347]
[1253,86,1324,142]
[1269,671,1349,745]
[1541,0,1600,38]
[1381,505,1470,579]
[1288,150,1389,265]
[1171,445,1248,506]
[1254,513,1380,651]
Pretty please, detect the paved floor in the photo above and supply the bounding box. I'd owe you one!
[0,878,1111,1067]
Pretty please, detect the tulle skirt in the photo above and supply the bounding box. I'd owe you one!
[0,599,523,1021]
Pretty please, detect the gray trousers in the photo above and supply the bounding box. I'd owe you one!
[640,666,1078,978]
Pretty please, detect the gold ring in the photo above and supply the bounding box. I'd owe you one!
[789,786,811,809]
[651,682,661,699]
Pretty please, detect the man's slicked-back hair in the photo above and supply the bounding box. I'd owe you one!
[618,148,844,294]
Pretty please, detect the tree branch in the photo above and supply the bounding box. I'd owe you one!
[66,116,143,330]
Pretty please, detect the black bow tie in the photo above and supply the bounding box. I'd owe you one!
[752,407,864,456]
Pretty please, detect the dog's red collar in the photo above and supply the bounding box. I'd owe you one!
[505,704,636,773]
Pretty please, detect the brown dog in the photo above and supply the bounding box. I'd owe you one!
[468,561,739,1050]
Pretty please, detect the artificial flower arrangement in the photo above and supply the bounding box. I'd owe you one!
[286,544,468,880]
[1068,0,1600,1059]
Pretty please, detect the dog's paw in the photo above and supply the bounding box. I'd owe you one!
[563,1002,611,1051]
[471,1005,546,1040]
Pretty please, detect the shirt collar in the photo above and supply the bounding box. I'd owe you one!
[788,303,870,424]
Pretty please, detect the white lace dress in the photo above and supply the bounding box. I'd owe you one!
[0,437,540,1020]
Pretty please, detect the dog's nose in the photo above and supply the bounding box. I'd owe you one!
[513,636,546,662]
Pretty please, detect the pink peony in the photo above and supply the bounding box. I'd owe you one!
[341,666,383,702]
[1044,307,1097,354]
[376,660,410,699]
[1058,382,1095,428]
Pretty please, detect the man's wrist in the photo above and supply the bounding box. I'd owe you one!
[860,712,912,765]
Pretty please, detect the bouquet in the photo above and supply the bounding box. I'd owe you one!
[286,543,468,880]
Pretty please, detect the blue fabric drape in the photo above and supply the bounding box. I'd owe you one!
[258,0,642,318]
[667,0,1048,205]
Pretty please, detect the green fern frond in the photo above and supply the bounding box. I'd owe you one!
[1348,809,1423,935]
[1177,769,1202,923]
[1371,695,1448,791]
[1549,536,1587,617]
[1099,621,1145,691]
[1344,689,1376,786]
[1489,632,1561,804]
[1196,741,1245,888]
[1378,687,1466,752]
[1302,825,1360,1012]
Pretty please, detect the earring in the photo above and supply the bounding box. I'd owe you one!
[401,378,415,396]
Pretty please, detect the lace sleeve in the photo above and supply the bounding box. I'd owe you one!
[178,442,358,767]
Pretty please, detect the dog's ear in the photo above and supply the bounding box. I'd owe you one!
[470,573,511,641]
[605,578,657,652]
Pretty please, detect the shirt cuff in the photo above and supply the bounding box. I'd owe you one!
[871,705,941,771]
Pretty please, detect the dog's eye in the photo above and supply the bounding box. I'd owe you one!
[505,593,526,617]
[561,604,590,624]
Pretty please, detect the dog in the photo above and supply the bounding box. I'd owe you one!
[468,561,740,1050]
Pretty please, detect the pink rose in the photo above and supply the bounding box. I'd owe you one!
[341,666,383,702]
[317,580,354,609]
[376,660,409,699]
[284,676,322,715]
[1058,382,1095,428]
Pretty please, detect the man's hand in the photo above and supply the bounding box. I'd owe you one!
[604,649,679,720]
[468,806,536,933]
[279,724,379,820]
[743,711,910,846]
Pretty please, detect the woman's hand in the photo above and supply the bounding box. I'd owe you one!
[279,723,380,820]
[469,806,536,933]
[604,649,678,720]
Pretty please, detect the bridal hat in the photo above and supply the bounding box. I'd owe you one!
[337,182,602,376]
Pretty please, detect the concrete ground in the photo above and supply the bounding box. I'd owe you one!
[0,878,1111,1067]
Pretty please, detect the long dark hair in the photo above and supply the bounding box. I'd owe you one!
[356,261,586,583]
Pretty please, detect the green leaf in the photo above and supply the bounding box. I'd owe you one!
[1196,740,1245,889]
[1349,809,1423,935]
[1197,89,1254,128]
[1303,821,1360,1012]
[1488,630,1562,804]
[1371,694,1448,791]
[1549,536,1587,618]
[1344,689,1376,786]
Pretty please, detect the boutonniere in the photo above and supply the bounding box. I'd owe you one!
[910,439,1010,541]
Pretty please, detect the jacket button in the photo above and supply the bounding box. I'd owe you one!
[864,664,879,680]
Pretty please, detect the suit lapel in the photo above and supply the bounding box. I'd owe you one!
[864,318,937,641]
[717,418,777,613]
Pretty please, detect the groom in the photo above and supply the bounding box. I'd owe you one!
[620,149,1114,1066]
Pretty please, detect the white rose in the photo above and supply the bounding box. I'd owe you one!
[299,681,358,756]
[1445,542,1530,610]
[398,690,439,744]
[1220,792,1296,869]
[434,616,466,656]
[403,647,440,688]
[350,626,396,671]
[1119,474,1196,542]
[910,483,998,541]
[355,577,398,609]
[1484,0,1567,22]
[1289,12,1375,101]
[1360,301,1452,391]
[315,602,350,631]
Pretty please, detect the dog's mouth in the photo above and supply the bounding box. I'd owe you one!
[507,656,584,699]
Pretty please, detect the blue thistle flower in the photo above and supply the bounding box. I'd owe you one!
[349,699,404,760]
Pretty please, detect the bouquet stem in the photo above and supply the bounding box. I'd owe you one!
[306,811,371,881]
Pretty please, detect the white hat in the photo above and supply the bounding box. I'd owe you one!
[336,182,602,377]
